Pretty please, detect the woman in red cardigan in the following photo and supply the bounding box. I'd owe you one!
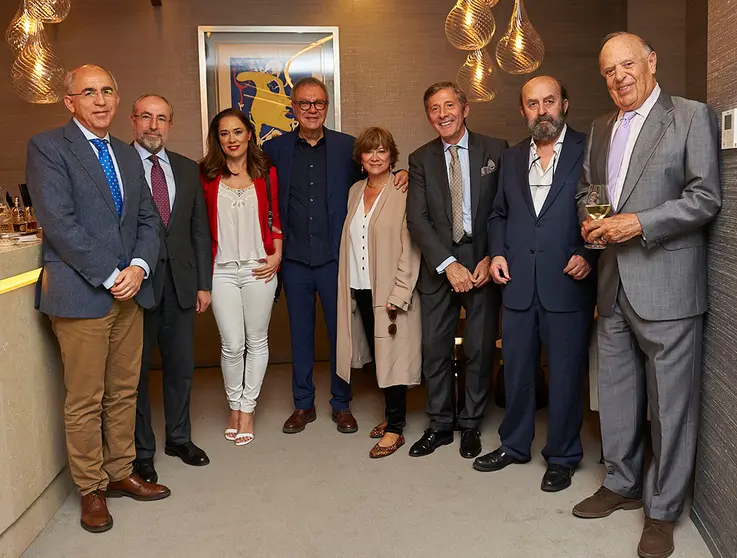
[200,108,282,447]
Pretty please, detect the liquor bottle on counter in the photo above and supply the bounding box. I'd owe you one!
[11,197,27,233]
[0,187,12,234]
[24,206,37,233]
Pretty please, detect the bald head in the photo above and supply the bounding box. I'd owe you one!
[599,32,657,112]
[62,65,120,138]
[64,64,118,96]
[520,75,568,143]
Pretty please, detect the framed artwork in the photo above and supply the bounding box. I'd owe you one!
[197,26,341,149]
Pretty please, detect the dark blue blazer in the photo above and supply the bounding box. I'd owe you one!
[488,127,595,312]
[262,128,360,262]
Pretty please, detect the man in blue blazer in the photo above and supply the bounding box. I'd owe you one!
[474,76,596,492]
[262,77,407,434]
[26,65,170,533]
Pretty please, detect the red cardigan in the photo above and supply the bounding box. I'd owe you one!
[200,166,283,265]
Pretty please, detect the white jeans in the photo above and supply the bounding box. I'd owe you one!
[211,261,277,412]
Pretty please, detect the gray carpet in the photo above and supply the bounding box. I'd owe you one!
[23,364,711,558]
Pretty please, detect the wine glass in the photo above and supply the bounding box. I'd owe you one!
[584,184,611,250]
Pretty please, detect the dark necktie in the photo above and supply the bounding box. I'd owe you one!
[149,154,170,227]
[89,138,123,215]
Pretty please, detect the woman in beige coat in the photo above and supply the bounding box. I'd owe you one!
[336,127,422,458]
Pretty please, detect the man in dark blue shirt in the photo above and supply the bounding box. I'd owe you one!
[263,77,407,435]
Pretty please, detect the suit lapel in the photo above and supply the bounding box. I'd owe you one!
[537,130,584,218]
[109,138,131,221]
[432,139,453,225]
[616,93,674,212]
[468,132,482,226]
[593,112,617,185]
[64,121,118,218]
[515,142,535,217]
[166,150,184,230]
[324,128,336,206]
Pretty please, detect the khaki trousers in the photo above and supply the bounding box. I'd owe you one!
[51,299,143,495]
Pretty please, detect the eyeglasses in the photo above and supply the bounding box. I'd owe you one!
[295,100,328,111]
[388,307,397,336]
[133,113,171,124]
[67,87,117,99]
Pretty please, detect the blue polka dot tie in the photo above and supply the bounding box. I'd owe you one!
[90,138,123,215]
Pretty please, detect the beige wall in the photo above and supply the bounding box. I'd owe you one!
[0,0,625,367]
[0,244,70,558]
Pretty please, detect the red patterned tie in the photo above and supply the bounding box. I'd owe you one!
[149,154,170,227]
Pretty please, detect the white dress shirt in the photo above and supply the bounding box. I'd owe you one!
[529,125,567,215]
[609,84,661,209]
[73,119,151,288]
[134,142,176,210]
[437,127,472,274]
[349,187,384,290]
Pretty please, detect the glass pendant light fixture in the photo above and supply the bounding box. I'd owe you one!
[445,0,496,51]
[10,25,65,104]
[482,0,500,6]
[456,49,502,102]
[495,0,545,74]
[6,1,43,56]
[27,0,71,24]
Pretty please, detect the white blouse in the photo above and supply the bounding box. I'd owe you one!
[215,181,266,264]
[349,187,384,290]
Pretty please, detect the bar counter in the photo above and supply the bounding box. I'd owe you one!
[0,240,72,558]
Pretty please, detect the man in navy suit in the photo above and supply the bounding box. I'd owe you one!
[262,77,407,434]
[26,65,170,533]
[474,76,595,492]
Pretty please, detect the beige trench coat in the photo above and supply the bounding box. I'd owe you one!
[336,176,422,388]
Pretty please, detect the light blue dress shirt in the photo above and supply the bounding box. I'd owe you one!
[72,119,151,288]
[134,142,176,210]
[437,127,472,274]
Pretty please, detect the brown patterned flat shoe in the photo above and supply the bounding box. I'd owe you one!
[369,435,405,458]
[369,421,388,439]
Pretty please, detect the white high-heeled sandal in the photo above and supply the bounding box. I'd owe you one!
[224,428,237,442]
[234,432,254,446]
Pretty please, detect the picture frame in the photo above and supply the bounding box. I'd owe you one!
[197,26,341,150]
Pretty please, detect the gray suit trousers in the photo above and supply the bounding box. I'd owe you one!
[598,286,702,522]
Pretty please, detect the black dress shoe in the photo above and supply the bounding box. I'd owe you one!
[473,447,531,472]
[164,441,210,466]
[133,458,158,484]
[541,464,574,492]
[459,429,482,459]
[409,429,454,457]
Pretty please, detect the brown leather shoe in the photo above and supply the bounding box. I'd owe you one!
[282,408,317,433]
[369,435,405,458]
[638,517,675,558]
[572,486,643,518]
[106,473,171,502]
[332,410,359,433]
[80,490,113,533]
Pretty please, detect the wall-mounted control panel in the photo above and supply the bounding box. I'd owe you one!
[722,109,737,149]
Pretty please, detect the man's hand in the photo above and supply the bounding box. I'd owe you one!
[471,256,492,288]
[253,253,281,282]
[196,290,211,313]
[446,262,474,293]
[110,266,145,301]
[563,255,591,280]
[393,169,409,193]
[582,213,643,245]
[490,255,510,285]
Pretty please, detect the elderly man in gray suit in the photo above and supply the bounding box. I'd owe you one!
[573,33,721,558]
[26,65,170,534]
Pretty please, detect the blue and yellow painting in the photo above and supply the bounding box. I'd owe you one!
[229,58,307,145]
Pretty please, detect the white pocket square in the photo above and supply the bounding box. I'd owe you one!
[481,159,496,177]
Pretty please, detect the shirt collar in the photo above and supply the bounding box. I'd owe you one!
[73,118,111,143]
[133,141,170,164]
[442,127,469,152]
[618,83,661,121]
[530,124,567,158]
[295,126,326,147]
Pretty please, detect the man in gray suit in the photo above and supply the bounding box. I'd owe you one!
[573,33,721,558]
[26,65,170,534]
[406,82,506,459]
[130,94,212,484]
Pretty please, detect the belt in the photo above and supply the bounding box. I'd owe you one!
[454,233,473,245]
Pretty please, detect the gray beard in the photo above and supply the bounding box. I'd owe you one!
[137,134,164,154]
[528,116,566,143]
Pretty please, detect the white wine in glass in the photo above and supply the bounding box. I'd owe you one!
[584,184,610,250]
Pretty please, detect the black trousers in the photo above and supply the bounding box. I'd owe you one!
[353,289,407,435]
[420,242,500,430]
[135,261,196,459]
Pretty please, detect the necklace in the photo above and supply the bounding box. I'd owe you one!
[228,166,246,176]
